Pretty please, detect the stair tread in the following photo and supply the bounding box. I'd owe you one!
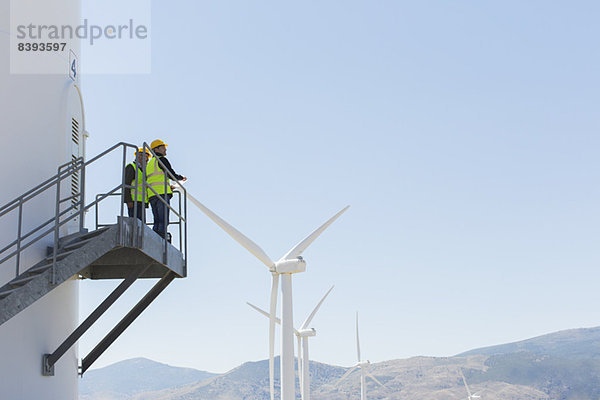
[9,275,38,286]
[58,227,108,248]
[68,227,109,243]
[28,262,53,274]
[26,247,80,275]
[0,287,20,298]
[56,229,89,247]
[44,248,78,262]
[61,236,96,252]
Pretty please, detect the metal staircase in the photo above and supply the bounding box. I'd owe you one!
[0,142,188,376]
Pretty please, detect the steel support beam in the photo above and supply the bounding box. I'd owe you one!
[42,265,150,376]
[80,271,176,375]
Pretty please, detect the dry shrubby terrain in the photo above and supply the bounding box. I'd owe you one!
[81,327,600,400]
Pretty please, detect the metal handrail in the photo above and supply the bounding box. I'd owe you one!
[0,164,77,219]
[0,142,125,219]
[0,205,78,265]
[0,142,188,284]
[94,191,185,249]
[95,191,184,227]
[0,159,85,276]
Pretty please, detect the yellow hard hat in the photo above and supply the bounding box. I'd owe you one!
[151,139,168,149]
[136,147,152,157]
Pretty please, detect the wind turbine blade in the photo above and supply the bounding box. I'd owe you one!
[365,370,385,387]
[300,285,334,330]
[356,312,361,362]
[247,302,301,335]
[281,206,349,260]
[268,273,279,400]
[335,365,359,387]
[297,336,303,400]
[185,192,274,268]
[247,303,281,325]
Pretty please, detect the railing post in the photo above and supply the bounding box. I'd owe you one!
[184,190,187,275]
[15,200,23,278]
[120,145,126,246]
[163,165,168,264]
[95,194,100,230]
[132,150,138,248]
[79,159,85,233]
[52,174,61,285]
[177,191,182,249]
[142,143,149,249]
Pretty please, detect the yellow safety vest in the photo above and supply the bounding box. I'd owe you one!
[128,162,147,203]
[146,156,173,198]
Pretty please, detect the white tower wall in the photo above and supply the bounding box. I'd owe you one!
[0,0,83,398]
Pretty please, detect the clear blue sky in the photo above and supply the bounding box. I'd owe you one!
[79,0,600,373]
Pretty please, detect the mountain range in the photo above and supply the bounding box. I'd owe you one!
[80,326,600,400]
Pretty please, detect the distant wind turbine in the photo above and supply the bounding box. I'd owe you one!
[185,189,348,400]
[460,369,481,400]
[336,313,384,399]
[248,285,334,400]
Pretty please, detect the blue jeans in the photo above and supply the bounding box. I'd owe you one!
[149,194,170,238]
[127,201,146,223]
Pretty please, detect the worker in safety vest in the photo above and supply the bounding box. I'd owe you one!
[124,147,151,221]
[146,139,186,240]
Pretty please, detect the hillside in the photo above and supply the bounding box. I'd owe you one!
[80,327,600,400]
[458,327,600,360]
[79,358,217,400]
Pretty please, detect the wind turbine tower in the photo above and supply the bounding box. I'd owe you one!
[0,0,83,397]
[336,313,384,400]
[461,369,481,400]
[185,192,347,400]
[1,4,188,398]
[248,285,334,400]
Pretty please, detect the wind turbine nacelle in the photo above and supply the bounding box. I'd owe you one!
[298,328,316,337]
[275,258,306,274]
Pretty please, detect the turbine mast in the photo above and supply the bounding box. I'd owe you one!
[280,273,295,400]
[302,336,310,400]
[361,367,367,400]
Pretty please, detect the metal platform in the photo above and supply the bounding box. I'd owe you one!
[80,218,186,280]
[0,142,189,377]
